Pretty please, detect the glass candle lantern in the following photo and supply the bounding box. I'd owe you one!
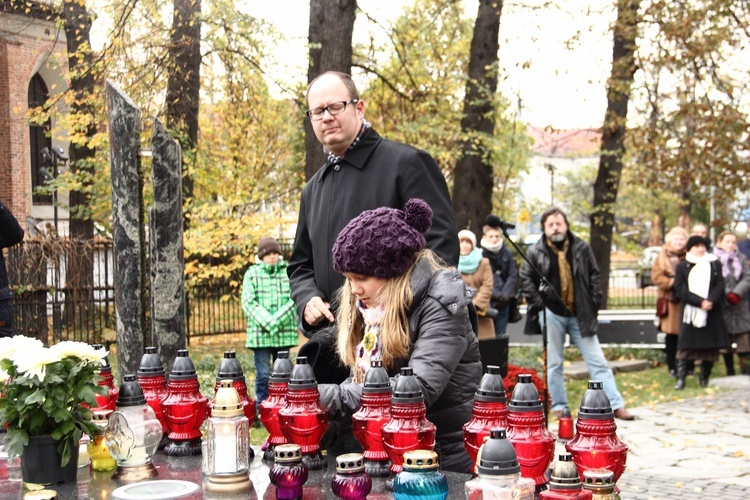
[161,349,208,456]
[540,453,593,499]
[87,409,117,472]
[260,351,293,461]
[351,359,392,477]
[582,469,620,500]
[211,351,256,425]
[392,450,448,500]
[462,365,508,468]
[204,380,253,494]
[331,453,372,500]
[137,346,169,449]
[92,344,118,412]
[381,367,436,491]
[506,374,556,494]
[269,443,308,500]
[104,374,163,482]
[557,407,575,442]
[566,381,628,485]
[465,428,535,500]
[278,356,329,470]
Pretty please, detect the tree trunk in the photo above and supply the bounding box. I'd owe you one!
[590,0,640,309]
[304,0,356,181]
[166,0,201,229]
[62,0,97,327]
[451,0,503,237]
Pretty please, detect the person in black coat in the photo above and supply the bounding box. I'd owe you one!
[317,199,481,473]
[673,235,730,390]
[0,199,25,337]
[481,215,518,337]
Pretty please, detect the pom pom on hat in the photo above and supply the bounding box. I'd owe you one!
[332,199,433,278]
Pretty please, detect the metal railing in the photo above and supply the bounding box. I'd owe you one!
[7,239,657,342]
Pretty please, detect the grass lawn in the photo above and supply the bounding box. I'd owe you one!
[109,339,734,443]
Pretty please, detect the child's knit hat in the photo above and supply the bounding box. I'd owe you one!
[257,236,282,259]
[332,198,433,278]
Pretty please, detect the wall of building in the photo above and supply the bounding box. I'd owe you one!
[0,10,68,227]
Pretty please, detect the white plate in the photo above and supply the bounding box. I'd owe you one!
[112,480,199,499]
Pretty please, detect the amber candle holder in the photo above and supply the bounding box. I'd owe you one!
[161,349,208,456]
[260,351,293,461]
[278,356,329,470]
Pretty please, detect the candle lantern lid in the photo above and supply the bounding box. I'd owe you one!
[91,409,112,429]
[288,356,317,389]
[269,351,293,382]
[216,351,246,383]
[477,428,520,476]
[274,444,303,463]
[474,365,507,403]
[335,453,365,474]
[578,380,613,420]
[549,453,582,490]
[392,367,423,403]
[362,360,392,393]
[402,450,439,471]
[582,469,616,492]
[508,374,543,412]
[169,349,198,380]
[116,374,147,407]
[212,379,244,417]
[137,346,165,376]
[92,344,111,373]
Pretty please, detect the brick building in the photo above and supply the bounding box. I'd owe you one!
[1,0,69,230]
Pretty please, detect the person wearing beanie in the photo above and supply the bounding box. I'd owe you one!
[458,229,496,339]
[481,215,518,337]
[316,198,482,473]
[240,237,298,405]
[288,71,460,363]
[673,235,730,389]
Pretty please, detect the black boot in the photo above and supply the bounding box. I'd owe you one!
[723,352,735,376]
[674,360,687,390]
[700,361,713,387]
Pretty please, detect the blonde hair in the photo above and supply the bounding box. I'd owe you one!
[665,226,688,244]
[335,249,445,370]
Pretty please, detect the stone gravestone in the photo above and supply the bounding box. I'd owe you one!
[106,80,147,380]
[149,118,186,372]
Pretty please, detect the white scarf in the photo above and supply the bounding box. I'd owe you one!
[480,237,504,254]
[683,251,717,328]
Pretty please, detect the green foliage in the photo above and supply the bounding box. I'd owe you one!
[0,339,108,467]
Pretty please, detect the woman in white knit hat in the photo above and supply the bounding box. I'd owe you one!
[458,229,495,339]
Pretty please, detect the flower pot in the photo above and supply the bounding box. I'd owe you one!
[21,435,79,484]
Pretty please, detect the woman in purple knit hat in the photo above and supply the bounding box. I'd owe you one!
[317,198,482,473]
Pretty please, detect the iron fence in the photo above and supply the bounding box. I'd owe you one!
[7,239,657,343]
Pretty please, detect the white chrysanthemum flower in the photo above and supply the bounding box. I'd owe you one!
[0,368,9,381]
[0,335,45,363]
[50,341,107,364]
[15,347,62,381]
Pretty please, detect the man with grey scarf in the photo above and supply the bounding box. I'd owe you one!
[519,206,635,420]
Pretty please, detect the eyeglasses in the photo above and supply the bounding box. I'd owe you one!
[306,99,359,121]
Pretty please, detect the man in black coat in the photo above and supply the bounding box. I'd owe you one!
[481,215,517,337]
[0,199,24,337]
[289,72,459,383]
[519,207,635,420]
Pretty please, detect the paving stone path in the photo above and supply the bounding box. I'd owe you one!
[555,376,750,499]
